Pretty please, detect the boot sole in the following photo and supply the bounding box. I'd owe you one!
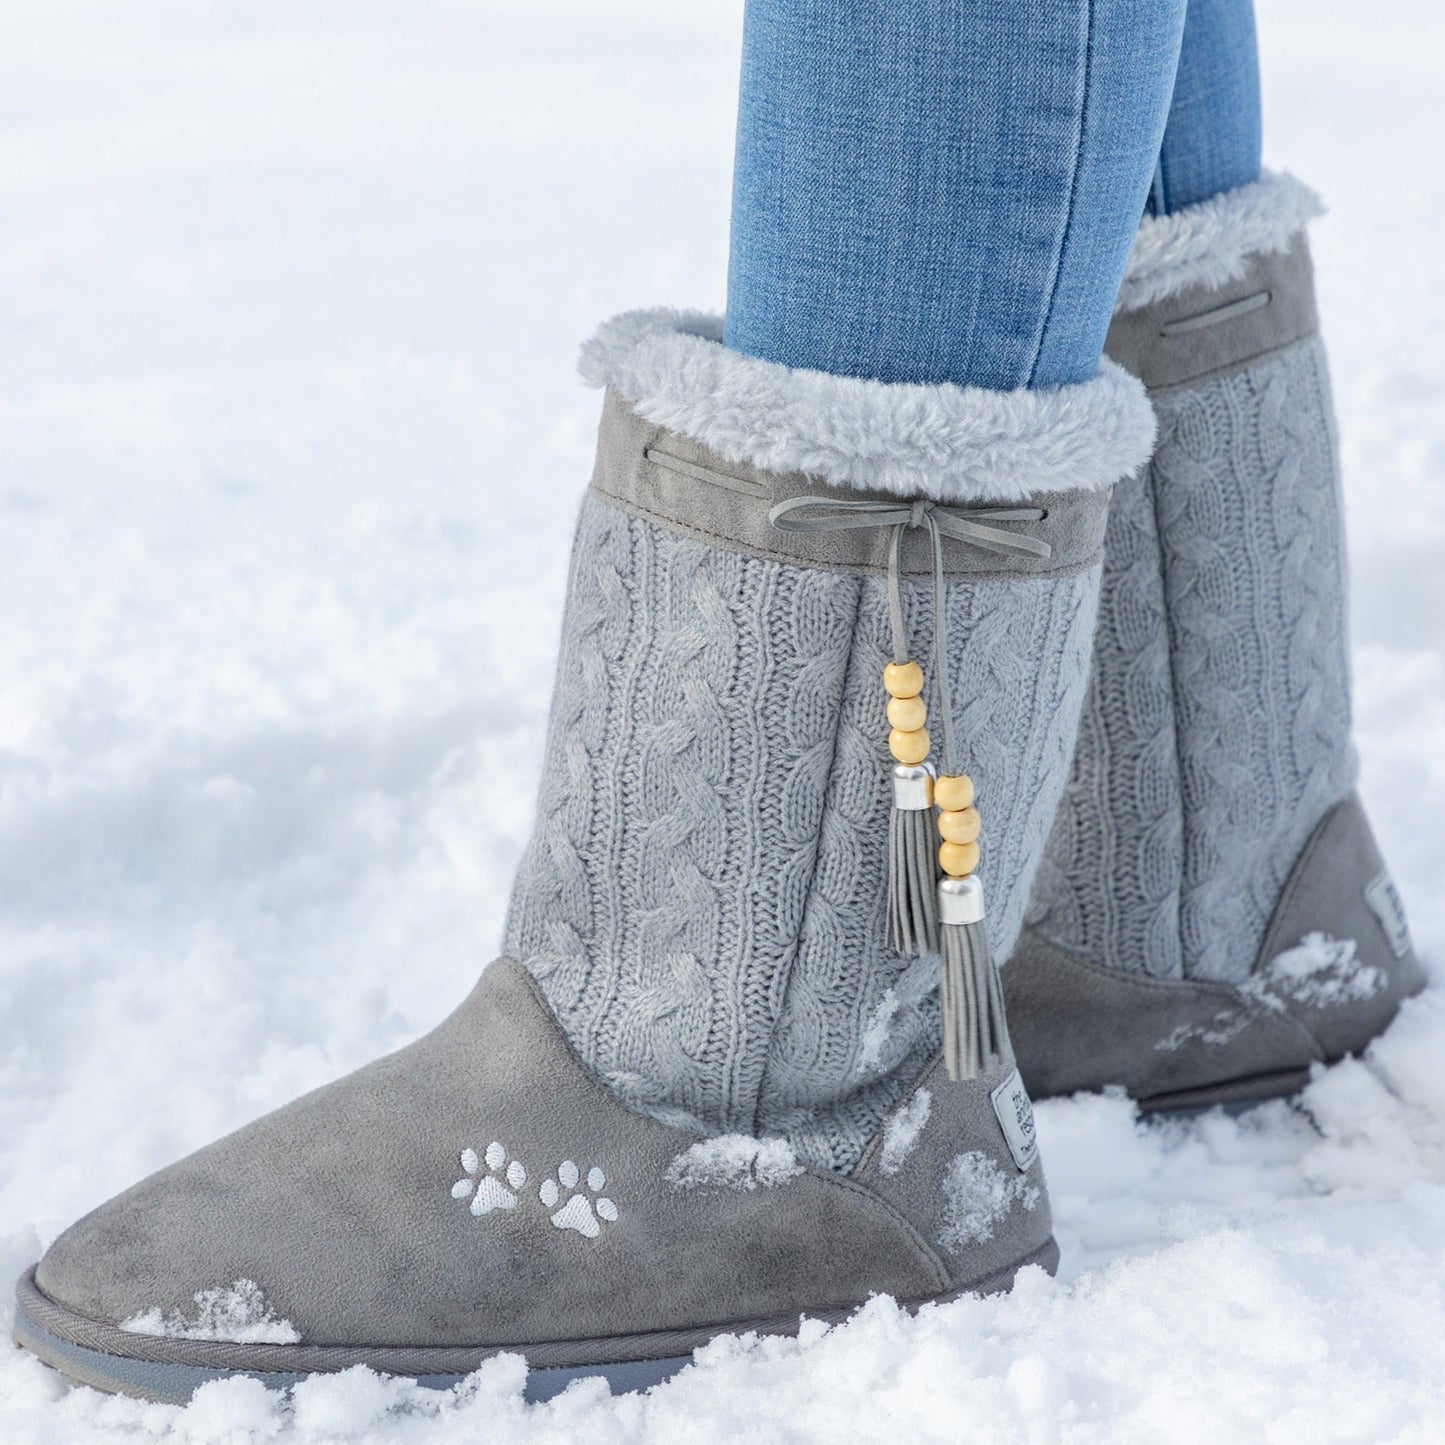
[14,1239,1059,1405]
[1136,1066,1313,1116]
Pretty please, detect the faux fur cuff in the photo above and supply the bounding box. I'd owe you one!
[579,311,1155,503]
[1118,170,1324,314]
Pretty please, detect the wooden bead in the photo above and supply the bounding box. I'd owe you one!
[889,728,931,766]
[934,774,974,811]
[886,694,927,731]
[883,660,924,699]
[938,840,980,878]
[938,806,981,844]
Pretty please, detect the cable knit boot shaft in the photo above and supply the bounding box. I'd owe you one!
[1010,174,1426,1108]
[506,312,1155,1172]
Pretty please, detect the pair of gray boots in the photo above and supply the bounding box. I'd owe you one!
[14,175,1424,1405]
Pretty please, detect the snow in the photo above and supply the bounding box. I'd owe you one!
[1248,931,1386,1010]
[664,1135,805,1192]
[2,0,1444,1440]
[120,1281,301,1345]
[939,1153,1042,1249]
[1156,933,1391,1052]
[857,988,903,1073]
[879,1088,933,1176]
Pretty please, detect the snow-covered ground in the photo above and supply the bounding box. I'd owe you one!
[2,2,1443,1440]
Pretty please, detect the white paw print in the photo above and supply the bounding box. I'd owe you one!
[538,1160,619,1239]
[452,1141,527,1216]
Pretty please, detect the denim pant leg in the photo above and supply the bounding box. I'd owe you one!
[723,0,1186,391]
[1151,0,1263,214]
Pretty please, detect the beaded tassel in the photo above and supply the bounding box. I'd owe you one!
[765,492,1050,1083]
[935,773,1011,1081]
[884,661,939,955]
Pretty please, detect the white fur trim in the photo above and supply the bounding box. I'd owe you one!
[1118,171,1325,314]
[580,311,1155,503]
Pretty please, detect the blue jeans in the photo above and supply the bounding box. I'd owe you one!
[1152,0,1261,214]
[725,0,1260,391]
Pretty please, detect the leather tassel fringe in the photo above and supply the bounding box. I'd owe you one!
[939,876,1012,1081]
[886,765,939,955]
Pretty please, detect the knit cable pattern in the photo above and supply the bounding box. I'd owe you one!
[503,497,636,1021]
[1027,466,1185,977]
[507,493,1101,1173]
[755,566,1100,1170]
[1028,334,1355,984]
[1168,336,1355,982]
[505,494,860,1143]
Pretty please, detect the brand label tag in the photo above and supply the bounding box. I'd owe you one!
[1365,872,1412,960]
[990,1068,1038,1172]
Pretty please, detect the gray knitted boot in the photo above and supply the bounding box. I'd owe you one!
[15,311,1155,1402]
[1008,174,1426,1110]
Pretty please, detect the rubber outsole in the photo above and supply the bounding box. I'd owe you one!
[14,1238,1059,1405]
[12,1302,687,1405]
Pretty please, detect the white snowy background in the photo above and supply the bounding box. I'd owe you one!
[2,2,1443,1440]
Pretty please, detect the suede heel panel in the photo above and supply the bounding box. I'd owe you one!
[1256,792,1426,1059]
[1010,796,1426,1102]
[1005,929,1321,1101]
[855,1055,1054,1285]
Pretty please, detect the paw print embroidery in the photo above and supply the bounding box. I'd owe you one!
[452,1141,527,1216]
[538,1160,619,1239]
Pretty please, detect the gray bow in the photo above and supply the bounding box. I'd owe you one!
[768,494,1051,772]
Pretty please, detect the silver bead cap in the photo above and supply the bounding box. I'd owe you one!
[891,763,935,811]
[938,874,985,926]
